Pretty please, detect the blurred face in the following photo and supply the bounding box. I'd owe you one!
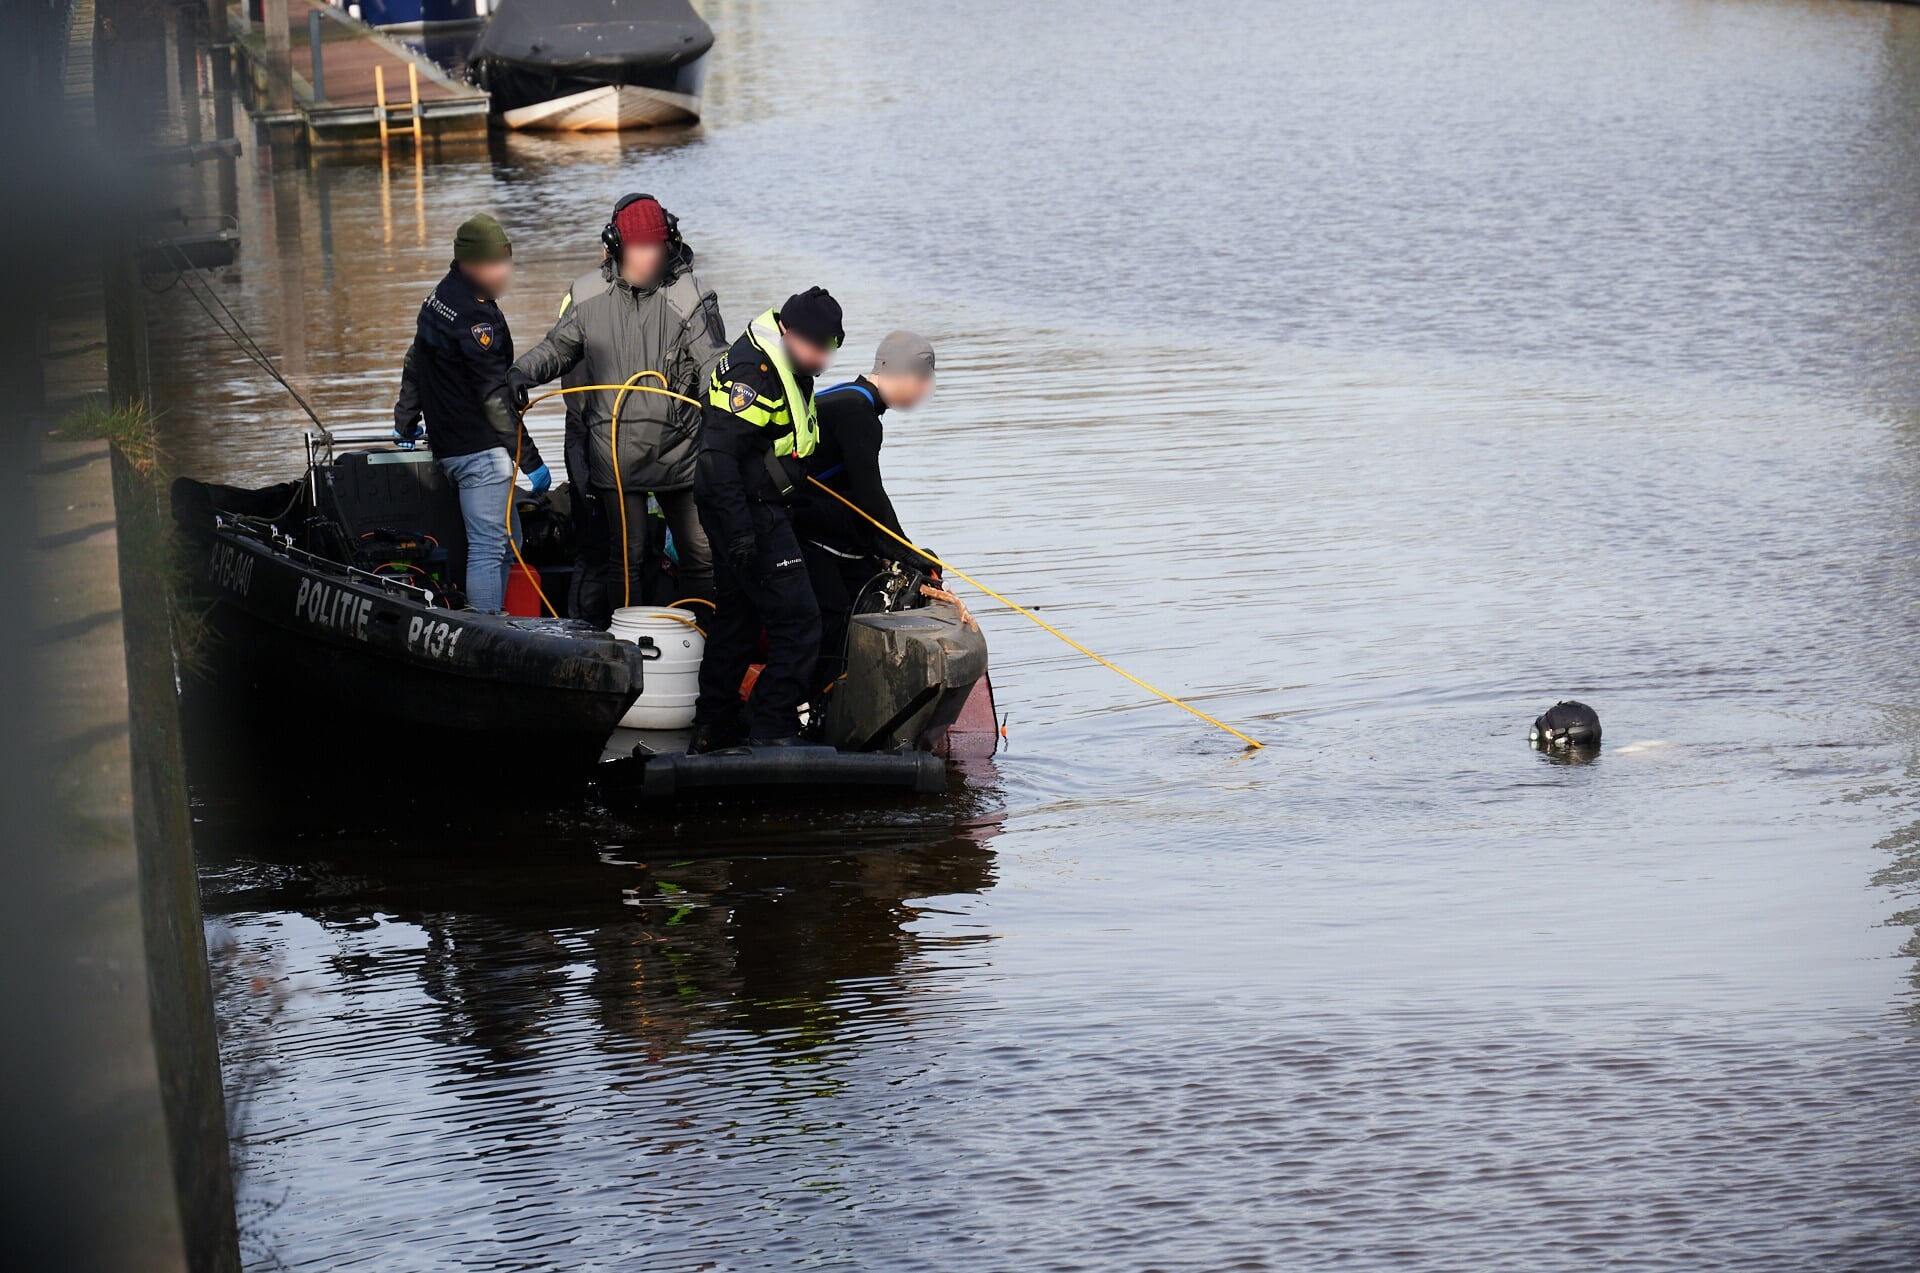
[782,329,836,378]
[619,240,667,286]
[463,258,514,297]
[877,373,934,410]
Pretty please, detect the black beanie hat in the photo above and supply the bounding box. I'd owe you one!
[777,287,844,349]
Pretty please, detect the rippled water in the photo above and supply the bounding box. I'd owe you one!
[146,0,1920,1267]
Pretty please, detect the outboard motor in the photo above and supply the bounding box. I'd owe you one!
[1531,700,1602,751]
[817,566,988,752]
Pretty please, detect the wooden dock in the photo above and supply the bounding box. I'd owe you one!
[228,0,490,155]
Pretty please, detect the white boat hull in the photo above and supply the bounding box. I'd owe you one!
[499,84,701,132]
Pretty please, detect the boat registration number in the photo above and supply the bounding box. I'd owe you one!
[407,616,465,660]
[208,543,255,597]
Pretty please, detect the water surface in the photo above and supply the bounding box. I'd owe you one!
[148,1,1920,1267]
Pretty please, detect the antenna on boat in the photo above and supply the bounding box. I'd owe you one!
[155,237,335,446]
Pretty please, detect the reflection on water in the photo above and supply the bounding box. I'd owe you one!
[204,820,999,1270]
[140,0,1920,1267]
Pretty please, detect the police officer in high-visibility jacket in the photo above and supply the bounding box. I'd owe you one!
[690,288,843,751]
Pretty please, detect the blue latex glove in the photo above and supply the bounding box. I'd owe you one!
[392,421,422,449]
[524,463,552,494]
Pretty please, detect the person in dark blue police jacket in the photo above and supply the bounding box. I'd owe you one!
[393,214,548,614]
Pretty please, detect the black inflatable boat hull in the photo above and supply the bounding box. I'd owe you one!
[610,744,947,802]
[174,481,646,784]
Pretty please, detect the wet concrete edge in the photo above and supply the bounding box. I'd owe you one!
[32,293,194,1273]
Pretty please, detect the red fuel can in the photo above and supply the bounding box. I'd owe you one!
[504,562,544,617]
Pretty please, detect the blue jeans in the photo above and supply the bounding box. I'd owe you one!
[440,447,520,613]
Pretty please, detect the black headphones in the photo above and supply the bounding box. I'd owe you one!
[601,192,682,257]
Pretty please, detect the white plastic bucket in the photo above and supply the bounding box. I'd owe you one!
[609,606,705,729]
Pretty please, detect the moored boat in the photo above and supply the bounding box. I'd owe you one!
[352,0,482,33]
[468,0,712,131]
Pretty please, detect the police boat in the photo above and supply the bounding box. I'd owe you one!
[171,444,996,801]
[171,450,647,784]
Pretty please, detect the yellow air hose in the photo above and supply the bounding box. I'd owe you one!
[609,370,666,609]
[506,380,706,621]
[805,476,1266,751]
[510,385,1262,749]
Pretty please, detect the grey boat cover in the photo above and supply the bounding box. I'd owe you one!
[472,0,714,72]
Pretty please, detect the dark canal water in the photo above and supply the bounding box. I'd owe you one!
[148,0,1920,1268]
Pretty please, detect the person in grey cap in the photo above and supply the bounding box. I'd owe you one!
[794,330,940,699]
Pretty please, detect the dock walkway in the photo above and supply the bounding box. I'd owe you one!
[229,0,490,152]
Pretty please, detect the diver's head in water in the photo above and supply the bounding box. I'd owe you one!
[1530,700,1602,753]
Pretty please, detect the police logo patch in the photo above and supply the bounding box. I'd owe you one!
[470,323,495,349]
[729,382,758,414]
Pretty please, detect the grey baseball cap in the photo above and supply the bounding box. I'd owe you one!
[872,330,936,378]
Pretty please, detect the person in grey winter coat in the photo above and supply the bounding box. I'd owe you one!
[513,194,728,609]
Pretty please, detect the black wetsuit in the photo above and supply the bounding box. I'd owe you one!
[793,377,934,694]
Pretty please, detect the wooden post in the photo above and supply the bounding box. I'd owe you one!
[101,249,149,411]
[209,29,239,220]
[262,0,291,112]
[408,63,422,140]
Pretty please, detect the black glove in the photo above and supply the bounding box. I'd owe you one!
[506,367,534,412]
[724,535,757,573]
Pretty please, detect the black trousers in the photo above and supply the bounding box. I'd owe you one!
[693,503,822,739]
[568,490,614,629]
[801,541,882,698]
[592,484,717,612]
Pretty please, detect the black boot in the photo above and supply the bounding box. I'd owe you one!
[688,722,745,755]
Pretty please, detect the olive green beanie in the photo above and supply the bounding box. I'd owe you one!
[452,214,512,263]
